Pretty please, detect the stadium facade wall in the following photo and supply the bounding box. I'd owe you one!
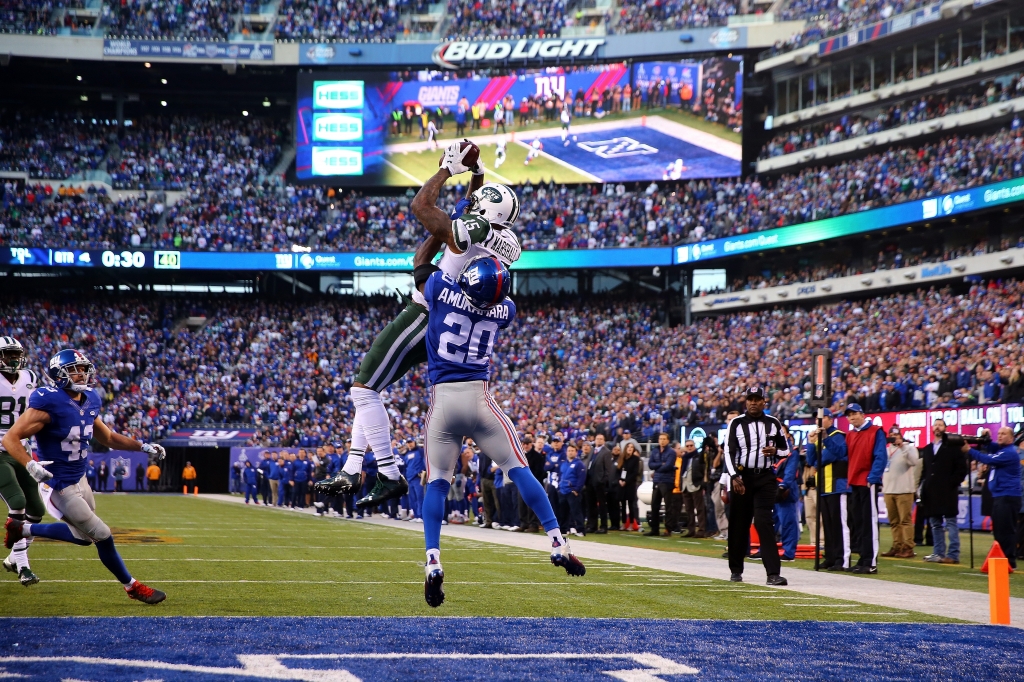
[692,246,1024,313]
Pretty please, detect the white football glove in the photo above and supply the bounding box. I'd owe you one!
[440,141,473,176]
[141,443,166,460]
[27,460,53,483]
[471,158,485,176]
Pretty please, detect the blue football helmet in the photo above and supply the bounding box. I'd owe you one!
[47,349,96,392]
[457,256,510,309]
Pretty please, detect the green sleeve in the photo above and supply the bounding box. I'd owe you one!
[451,214,492,253]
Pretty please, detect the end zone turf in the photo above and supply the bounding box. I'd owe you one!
[1,617,1021,681]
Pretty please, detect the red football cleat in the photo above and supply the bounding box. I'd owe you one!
[4,518,24,550]
[126,581,167,605]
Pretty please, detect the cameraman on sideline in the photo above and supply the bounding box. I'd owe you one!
[962,427,1023,570]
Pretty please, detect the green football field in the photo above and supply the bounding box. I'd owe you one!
[385,141,596,186]
[0,495,954,622]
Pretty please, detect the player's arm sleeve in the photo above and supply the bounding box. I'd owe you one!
[27,387,56,411]
[500,298,517,329]
[451,215,491,254]
[722,422,738,477]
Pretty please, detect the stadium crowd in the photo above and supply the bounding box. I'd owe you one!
[105,115,284,191]
[0,113,109,180]
[612,0,736,34]
[101,0,245,40]
[2,275,1022,450]
[444,0,566,40]
[759,79,1024,160]
[774,0,935,54]
[274,0,408,41]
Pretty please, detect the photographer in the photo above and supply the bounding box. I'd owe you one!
[961,427,1023,570]
[882,429,920,558]
[920,419,968,564]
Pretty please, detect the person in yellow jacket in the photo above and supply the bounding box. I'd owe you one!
[146,462,161,492]
[182,462,197,494]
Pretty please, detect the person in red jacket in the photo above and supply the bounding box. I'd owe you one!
[844,404,887,574]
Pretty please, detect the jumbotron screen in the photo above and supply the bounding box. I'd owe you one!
[296,58,741,185]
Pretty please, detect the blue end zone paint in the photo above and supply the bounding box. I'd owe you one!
[1,618,1022,681]
[539,127,740,182]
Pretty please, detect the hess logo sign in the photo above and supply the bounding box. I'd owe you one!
[432,38,604,68]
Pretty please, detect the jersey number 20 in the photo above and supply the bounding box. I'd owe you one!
[61,423,94,461]
[437,312,498,364]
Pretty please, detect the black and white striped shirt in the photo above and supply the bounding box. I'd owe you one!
[723,412,789,477]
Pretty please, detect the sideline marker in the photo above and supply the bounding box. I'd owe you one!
[980,542,1014,574]
[988,557,1011,625]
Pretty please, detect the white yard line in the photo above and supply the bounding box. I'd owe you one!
[384,159,426,185]
[206,494,1023,627]
[513,139,603,182]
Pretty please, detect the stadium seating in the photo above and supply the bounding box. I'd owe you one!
[612,0,736,34]
[444,0,567,40]
[0,114,109,180]
[274,0,408,41]
[102,0,245,40]
[773,0,935,54]
[759,75,1024,161]
[2,276,1020,445]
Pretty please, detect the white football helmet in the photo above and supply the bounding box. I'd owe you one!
[468,182,520,228]
[0,336,25,373]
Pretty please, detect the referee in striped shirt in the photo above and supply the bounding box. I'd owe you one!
[723,386,789,586]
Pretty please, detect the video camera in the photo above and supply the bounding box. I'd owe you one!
[942,432,991,449]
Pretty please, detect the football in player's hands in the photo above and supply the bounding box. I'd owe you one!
[439,140,480,175]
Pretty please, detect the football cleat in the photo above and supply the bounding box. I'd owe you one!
[313,471,361,496]
[126,581,166,605]
[18,567,39,586]
[3,518,25,550]
[551,542,586,577]
[3,556,15,574]
[356,473,409,509]
[424,567,445,608]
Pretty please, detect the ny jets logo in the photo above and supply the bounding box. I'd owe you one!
[465,267,482,286]
[480,186,502,203]
[577,137,658,158]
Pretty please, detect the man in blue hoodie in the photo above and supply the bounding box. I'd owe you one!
[805,409,850,571]
[243,461,260,504]
[291,451,310,509]
[964,427,1023,569]
[645,433,678,536]
[557,444,587,536]
[405,439,426,521]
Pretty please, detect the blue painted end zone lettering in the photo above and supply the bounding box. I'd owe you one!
[542,127,740,182]
[0,618,1020,681]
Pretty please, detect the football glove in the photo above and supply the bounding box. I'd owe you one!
[450,198,471,220]
[471,158,485,176]
[141,443,166,460]
[27,460,53,483]
[440,141,473,176]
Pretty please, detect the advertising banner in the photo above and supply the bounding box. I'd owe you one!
[103,39,273,61]
[162,427,257,448]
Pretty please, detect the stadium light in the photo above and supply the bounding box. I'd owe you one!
[160,100,167,107]
[161,78,167,84]
[76,75,82,81]
[242,110,249,117]
[263,98,271,107]
[80,95,88,101]
[144,62,151,68]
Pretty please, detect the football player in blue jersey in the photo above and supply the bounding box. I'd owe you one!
[1,349,168,604]
[412,243,586,608]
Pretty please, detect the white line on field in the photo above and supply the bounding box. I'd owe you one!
[0,580,707,586]
[384,159,426,185]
